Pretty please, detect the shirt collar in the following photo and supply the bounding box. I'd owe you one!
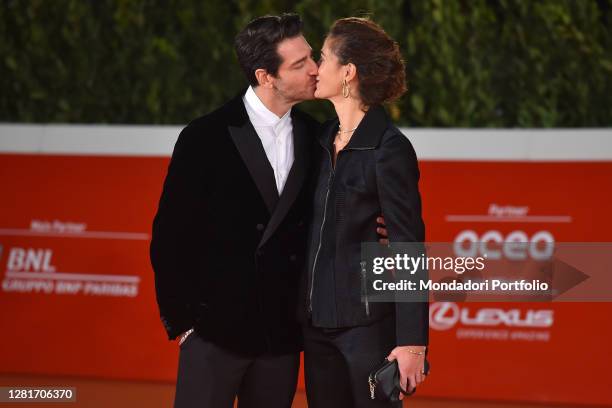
[243,86,292,128]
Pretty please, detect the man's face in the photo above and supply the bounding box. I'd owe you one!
[270,35,318,104]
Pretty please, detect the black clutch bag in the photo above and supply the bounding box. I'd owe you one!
[368,358,430,402]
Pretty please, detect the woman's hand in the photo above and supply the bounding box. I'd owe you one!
[386,346,427,400]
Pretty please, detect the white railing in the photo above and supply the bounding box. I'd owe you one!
[0,124,610,160]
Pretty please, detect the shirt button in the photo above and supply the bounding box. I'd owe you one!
[256,223,265,231]
[289,254,297,262]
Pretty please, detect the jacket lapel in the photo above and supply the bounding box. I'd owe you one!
[227,94,279,214]
[258,111,311,248]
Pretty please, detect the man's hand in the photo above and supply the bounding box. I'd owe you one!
[386,346,427,400]
[377,216,389,245]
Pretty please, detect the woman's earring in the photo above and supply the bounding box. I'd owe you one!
[342,79,350,98]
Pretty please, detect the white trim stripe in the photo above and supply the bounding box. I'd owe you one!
[0,229,150,240]
[445,215,573,223]
[0,124,179,157]
[5,271,140,283]
[0,124,611,161]
[407,128,612,161]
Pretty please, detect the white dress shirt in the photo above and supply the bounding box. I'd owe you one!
[243,86,294,195]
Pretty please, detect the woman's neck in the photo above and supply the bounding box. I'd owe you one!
[331,97,366,137]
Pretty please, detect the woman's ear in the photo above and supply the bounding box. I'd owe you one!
[345,63,357,83]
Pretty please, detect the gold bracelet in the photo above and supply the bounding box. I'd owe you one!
[178,328,194,346]
[406,347,426,356]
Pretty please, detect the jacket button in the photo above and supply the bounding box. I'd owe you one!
[297,220,305,227]
[289,254,297,262]
[256,223,265,231]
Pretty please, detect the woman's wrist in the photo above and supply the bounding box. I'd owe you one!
[403,345,426,355]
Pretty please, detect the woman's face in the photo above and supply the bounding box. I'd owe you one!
[314,38,345,100]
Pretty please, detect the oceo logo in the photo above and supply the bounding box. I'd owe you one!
[429,302,554,331]
[453,230,555,260]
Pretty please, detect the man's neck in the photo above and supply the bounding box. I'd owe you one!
[253,86,294,118]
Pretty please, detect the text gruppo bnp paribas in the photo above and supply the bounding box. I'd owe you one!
[1,247,139,297]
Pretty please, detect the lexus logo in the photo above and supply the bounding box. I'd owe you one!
[429,302,460,330]
[429,302,554,331]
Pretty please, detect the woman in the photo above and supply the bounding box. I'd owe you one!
[302,17,429,408]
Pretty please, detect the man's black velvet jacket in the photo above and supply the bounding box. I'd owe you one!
[150,90,319,356]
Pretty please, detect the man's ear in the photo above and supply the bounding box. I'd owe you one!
[255,68,274,89]
[345,63,357,83]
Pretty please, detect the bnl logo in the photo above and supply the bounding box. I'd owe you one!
[5,247,56,272]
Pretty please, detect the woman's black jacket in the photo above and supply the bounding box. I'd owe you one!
[297,105,429,346]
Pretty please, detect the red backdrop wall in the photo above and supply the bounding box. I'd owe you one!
[1,154,611,405]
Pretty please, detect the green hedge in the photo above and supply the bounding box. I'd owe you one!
[1,0,610,126]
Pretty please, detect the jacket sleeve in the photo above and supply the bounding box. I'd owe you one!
[374,130,429,346]
[150,125,201,340]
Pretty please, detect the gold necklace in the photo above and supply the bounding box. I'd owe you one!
[338,125,357,133]
[336,125,356,144]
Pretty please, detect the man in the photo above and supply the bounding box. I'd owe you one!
[150,13,389,408]
[150,14,319,408]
